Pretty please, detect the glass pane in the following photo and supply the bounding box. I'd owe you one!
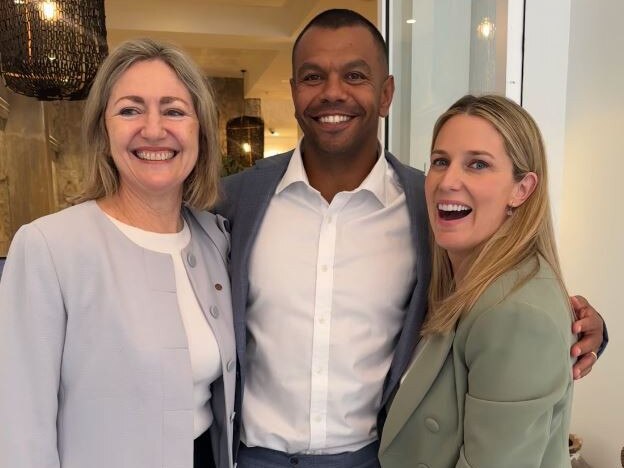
[386,0,524,170]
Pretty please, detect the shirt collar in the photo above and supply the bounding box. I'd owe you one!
[275,139,392,207]
[275,139,310,194]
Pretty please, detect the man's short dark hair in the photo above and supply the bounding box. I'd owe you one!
[291,8,389,73]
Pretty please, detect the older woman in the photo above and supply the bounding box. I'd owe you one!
[0,39,235,468]
[380,95,578,467]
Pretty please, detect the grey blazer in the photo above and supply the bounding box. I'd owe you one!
[215,150,431,448]
[0,200,236,468]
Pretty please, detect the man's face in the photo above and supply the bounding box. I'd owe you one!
[290,25,394,159]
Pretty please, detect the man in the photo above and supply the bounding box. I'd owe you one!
[216,9,606,468]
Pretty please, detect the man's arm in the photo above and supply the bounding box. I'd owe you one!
[570,295,608,380]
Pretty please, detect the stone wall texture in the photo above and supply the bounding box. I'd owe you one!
[0,84,87,256]
[0,76,252,255]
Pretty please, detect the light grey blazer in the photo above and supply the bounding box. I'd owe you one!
[0,200,236,468]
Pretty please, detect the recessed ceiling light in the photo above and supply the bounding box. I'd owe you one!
[406,19,416,24]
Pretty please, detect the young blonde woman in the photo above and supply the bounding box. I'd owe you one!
[380,95,577,467]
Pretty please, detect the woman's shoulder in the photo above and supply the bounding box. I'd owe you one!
[477,256,566,311]
[19,200,103,241]
[6,201,114,275]
[29,200,100,230]
[458,255,573,345]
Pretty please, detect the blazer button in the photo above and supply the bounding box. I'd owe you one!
[424,417,439,433]
[187,252,197,267]
[226,360,235,372]
[210,305,220,318]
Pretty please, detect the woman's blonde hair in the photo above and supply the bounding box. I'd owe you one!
[76,37,221,210]
[422,94,565,335]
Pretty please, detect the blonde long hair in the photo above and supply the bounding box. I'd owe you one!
[421,94,565,335]
[76,38,221,210]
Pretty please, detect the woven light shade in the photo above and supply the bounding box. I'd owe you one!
[0,0,108,100]
[226,115,264,167]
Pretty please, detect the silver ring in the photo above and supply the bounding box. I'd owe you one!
[589,351,598,361]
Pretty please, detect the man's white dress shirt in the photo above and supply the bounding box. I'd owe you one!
[241,144,416,454]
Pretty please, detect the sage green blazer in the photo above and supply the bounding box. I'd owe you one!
[379,256,575,468]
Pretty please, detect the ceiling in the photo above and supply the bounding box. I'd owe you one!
[104,0,378,155]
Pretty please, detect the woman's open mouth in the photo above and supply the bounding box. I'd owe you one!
[438,203,472,220]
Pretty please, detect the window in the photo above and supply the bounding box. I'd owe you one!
[384,0,524,170]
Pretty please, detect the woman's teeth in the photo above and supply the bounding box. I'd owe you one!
[134,150,176,161]
[438,203,472,220]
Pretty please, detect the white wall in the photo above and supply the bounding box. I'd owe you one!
[522,0,571,237]
[525,1,624,465]
[558,1,624,466]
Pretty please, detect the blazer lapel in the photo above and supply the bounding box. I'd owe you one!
[379,330,454,454]
[185,208,229,266]
[235,156,290,281]
[381,153,431,407]
[229,153,291,370]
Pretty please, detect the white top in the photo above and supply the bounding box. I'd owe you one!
[241,143,416,454]
[106,214,222,438]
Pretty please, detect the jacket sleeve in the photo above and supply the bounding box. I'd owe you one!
[214,172,245,223]
[456,301,572,468]
[597,319,608,356]
[0,223,66,468]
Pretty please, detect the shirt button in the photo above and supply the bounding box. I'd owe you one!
[424,417,439,433]
[314,367,322,374]
[318,316,326,324]
[187,252,196,267]
[313,415,321,423]
[226,360,235,372]
[210,305,220,318]
[320,265,328,272]
[326,216,333,224]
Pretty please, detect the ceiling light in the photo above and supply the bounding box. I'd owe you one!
[406,18,416,24]
[0,0,108,100]
[477,17,495,39]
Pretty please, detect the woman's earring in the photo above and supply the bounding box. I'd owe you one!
[506,205,514,216]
